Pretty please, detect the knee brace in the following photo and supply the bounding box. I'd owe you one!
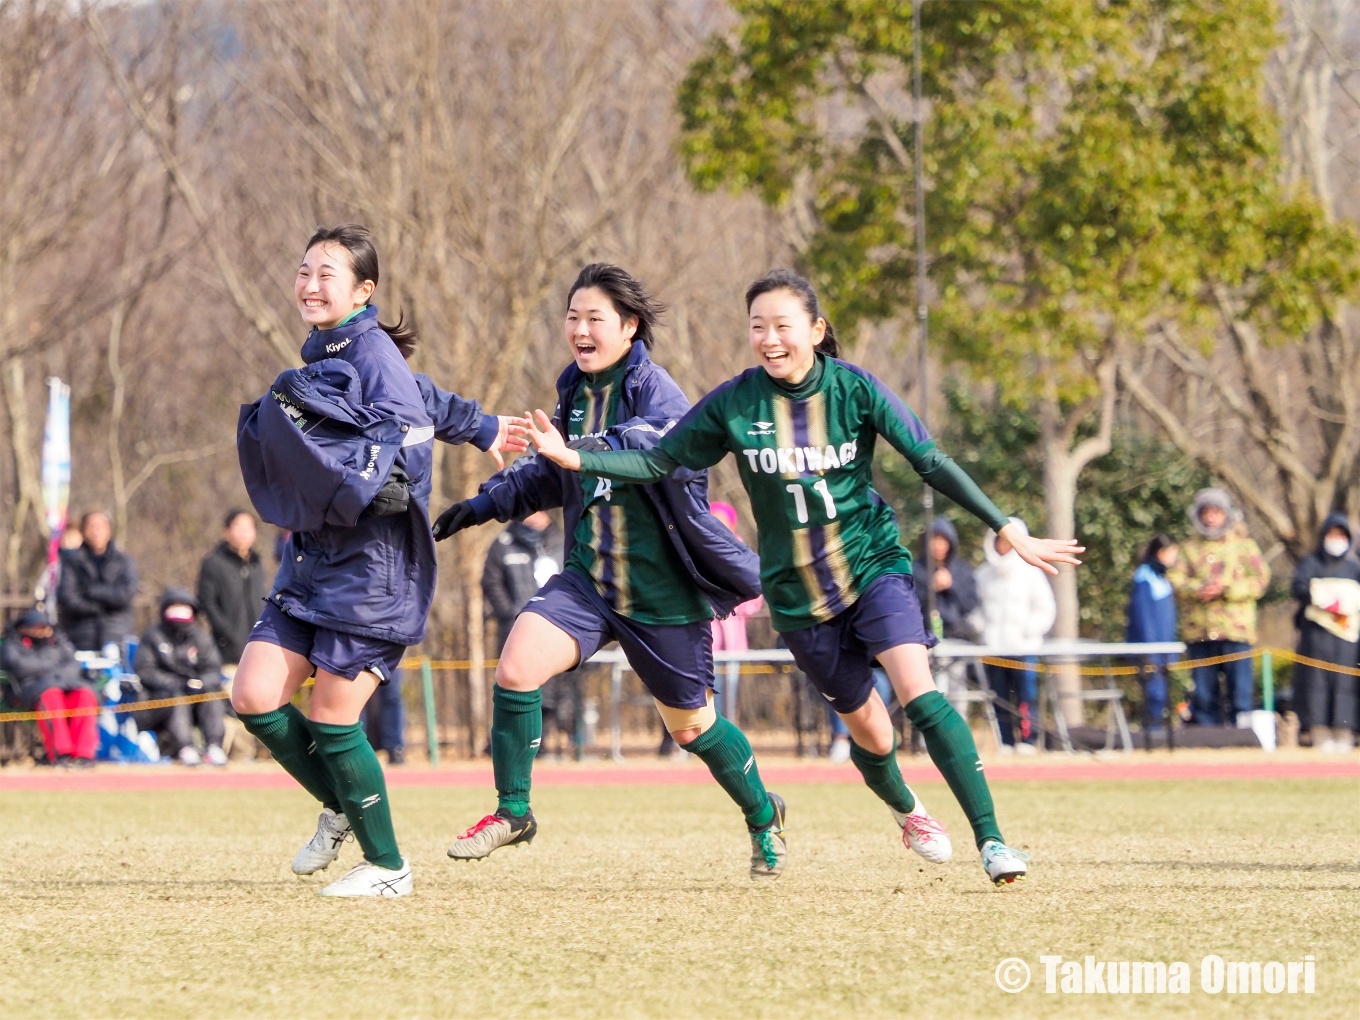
[654,689,717,736]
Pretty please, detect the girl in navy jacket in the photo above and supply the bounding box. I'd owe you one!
[234,224,526,898]
[431,264,788,878]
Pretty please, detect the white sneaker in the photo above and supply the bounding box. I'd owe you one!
[319,858,413,898]
[981,840,1030,886]
[890,793,953,864]
[828,736,851,763]
[292,809,353,875]
[204,745,227,767]
[178,746,202,766]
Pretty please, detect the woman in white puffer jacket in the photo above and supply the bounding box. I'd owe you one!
[975,518,1057,751]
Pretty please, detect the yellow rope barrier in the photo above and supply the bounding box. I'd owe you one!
[3,646,1355,723]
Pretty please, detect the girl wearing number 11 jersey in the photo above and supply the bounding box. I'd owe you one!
[526,269,1084,887]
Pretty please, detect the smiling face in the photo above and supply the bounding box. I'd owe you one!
[748,288,825,384]
[565,286,637,374]
[296,242,374,330]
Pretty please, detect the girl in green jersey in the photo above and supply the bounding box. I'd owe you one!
[524,269,1083,887]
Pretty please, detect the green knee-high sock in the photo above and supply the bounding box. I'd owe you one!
[238,705,341,814]
[906,690,1003,849]
[848,735,916,814]
[492,685,541,817]
[309,721,403,869]
[679,716,774,828]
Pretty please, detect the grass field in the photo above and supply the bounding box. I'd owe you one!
[1,775,1357,1019]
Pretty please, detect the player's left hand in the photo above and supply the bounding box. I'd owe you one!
[525,409,582,471]
[999,521,1084,576]
[486,415,532,470]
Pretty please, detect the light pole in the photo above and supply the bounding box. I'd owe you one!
[913,0,936,633]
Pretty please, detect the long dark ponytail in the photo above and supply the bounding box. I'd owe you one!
[303,224,417,358]
[567,263,665,349]
[744,268,840,358]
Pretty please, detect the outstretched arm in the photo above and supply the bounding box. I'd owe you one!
[860,368,1083,576]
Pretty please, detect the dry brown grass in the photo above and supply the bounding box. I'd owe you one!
[0,777,1356,1019]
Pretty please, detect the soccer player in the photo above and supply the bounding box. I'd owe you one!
[523,269,1084,887]
[431,264,790,878]
[233,225,527,897]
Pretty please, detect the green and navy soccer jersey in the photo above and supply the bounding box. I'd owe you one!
[577,354,1010,632]
[562,358,713,627]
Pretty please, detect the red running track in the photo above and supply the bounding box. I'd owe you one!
[0,759,1356,793]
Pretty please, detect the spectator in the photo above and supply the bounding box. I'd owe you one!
[133,588,225,766]
[56,510,139,654]
[363,677,408,766]
[692,502,766,758]
[1,610,96,767]
[1167,488,1271,727]
[976,518,1056,754]
[482,511,560,653]
[912,517,980,641]
[481,511,573,756]
[197,509,267,668]
[1290,514,1359,752]
[1126,535,1179,736]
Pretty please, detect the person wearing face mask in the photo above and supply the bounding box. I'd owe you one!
[1290,514,1360,752]
[1167,488,1270,727]
[1,610,96,766]
[133,589,225,766]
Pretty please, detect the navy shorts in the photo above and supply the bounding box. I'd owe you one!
[782,572,936,714]
[249,602,406,684]
[522,569,714,709]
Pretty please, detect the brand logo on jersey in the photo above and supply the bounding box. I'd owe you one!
[570,408,585,420]
[740,441,858,475]
[592,477,613,502]
[747,420,776,436]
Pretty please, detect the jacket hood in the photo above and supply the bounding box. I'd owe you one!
[300,305,381,364]
[159,587,199,613]
[983,517,1029,570]
[1190,487,1242,539]
[1318,512,1353,558]
[927,517,958,558]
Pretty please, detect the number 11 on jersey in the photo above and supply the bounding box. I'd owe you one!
[786,480,837,524]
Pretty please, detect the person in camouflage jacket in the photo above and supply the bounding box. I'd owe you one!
[1167,488,1271,725]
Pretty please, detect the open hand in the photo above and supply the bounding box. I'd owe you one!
[486,415,532,470]
[998,521,1084,576]
[525,409,582,471]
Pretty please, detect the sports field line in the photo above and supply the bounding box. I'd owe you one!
[0,756,1355,792]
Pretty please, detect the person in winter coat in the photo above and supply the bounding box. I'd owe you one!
[976,518,1057,752]
[1166,488,1271,726]
[1290,513,1359,752]
[135,589,225,766]
[1,610,96,766]
[56,510,139,653]
[482,512,561,653]
[1125,534,1180,734]
[433,263,785,879]
[913,517,980,641]
[197,509,267,667]
[233,224,528,899]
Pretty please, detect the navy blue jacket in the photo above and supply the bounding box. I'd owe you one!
[238,307,497,645]
[466,343,761,618]
[1126,562,1178,664]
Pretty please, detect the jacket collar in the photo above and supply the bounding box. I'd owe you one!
[555,341,651,409]
[300,305,380,364]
